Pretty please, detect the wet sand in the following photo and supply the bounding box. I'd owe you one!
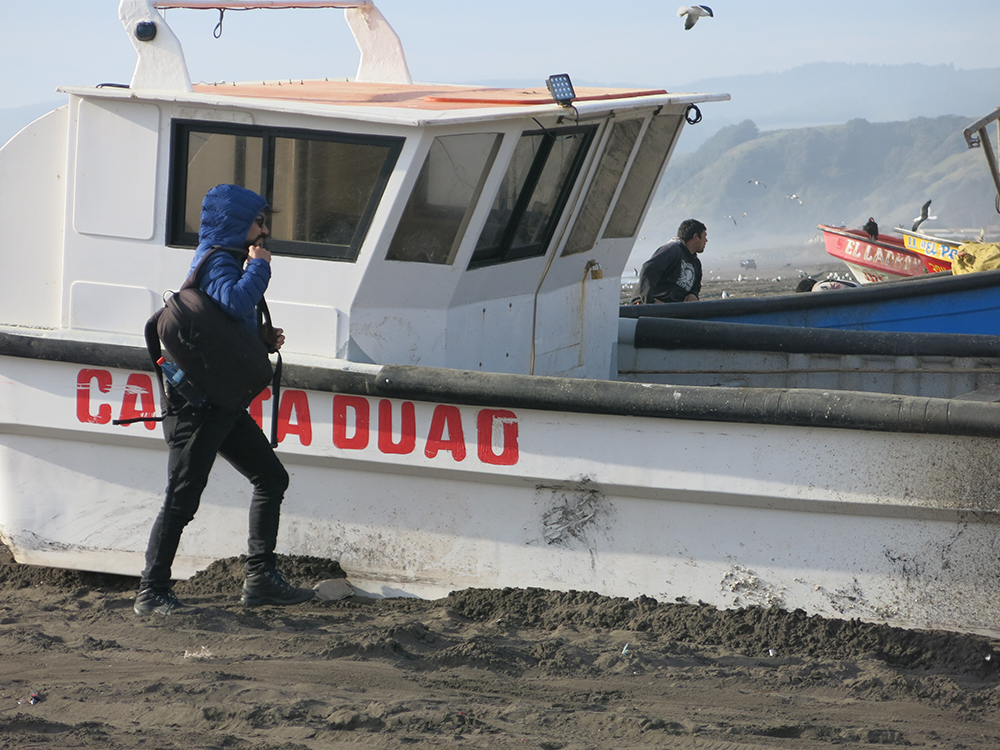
[2,542,1000,749]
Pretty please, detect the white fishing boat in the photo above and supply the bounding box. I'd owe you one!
[4,1,1000,637]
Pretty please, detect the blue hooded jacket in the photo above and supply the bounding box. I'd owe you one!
[189,184,271,335]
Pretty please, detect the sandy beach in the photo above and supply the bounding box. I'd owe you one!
[3,540,1000,750]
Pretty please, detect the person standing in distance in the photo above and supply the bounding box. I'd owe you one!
[134,183,314,616]
[631,219,707,304]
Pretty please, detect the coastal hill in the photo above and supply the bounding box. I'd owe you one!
[668,62,1000,152]
[635,114,998,263]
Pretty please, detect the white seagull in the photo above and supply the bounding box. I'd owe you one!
[748,179,766,188]
[678,5,713,30]
[911,199,937,232]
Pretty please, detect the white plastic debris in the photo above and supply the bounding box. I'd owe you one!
[314,578,356,601]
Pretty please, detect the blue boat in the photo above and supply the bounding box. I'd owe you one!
[620,267,1000,334]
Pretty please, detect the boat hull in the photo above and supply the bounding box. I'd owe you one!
[4,339,1000,635]
[617,316,1000,396]
[622,267,1000,334]
[896,227,963,267]
[820,224,949,283]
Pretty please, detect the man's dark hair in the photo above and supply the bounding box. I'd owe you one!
[796,278,817,293]
[677,219,707,242]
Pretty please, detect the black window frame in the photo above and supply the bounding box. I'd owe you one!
[167,120,404,262]
[468,124,597,268]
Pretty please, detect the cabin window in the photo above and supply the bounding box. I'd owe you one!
[562,118,643,255]
[168,121,403,261]
[603,114,683,239]
[469,124,596,267]
[180,131,264,237]
[387,133,502,264]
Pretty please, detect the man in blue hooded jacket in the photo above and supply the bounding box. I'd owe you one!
[135,184,315,616]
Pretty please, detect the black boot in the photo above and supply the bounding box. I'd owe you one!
[240,568,315,607]
[134,588,202,616]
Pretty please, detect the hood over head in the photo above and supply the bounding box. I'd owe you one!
[194,184,269,259]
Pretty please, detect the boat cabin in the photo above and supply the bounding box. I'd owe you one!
[0,0,726,380]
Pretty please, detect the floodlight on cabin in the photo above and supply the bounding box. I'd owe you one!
[135,21,157,42]
[546,74,576,108]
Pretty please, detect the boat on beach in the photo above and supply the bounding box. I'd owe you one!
[894,226,963,269]
[6,1,1000,636]
[621,266,1000,335]
[819,223,950,283]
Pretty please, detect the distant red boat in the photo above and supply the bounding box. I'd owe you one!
[818,224,950,284]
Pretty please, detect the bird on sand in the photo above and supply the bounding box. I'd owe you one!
[863,217,879,241]
[911,200,937,232]
[678,5,713,30]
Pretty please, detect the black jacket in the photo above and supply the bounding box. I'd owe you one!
[632,239,702,304]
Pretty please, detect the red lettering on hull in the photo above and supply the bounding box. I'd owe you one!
[118,374,157,430]
[76,369,113,424]
[74,369,521,465]
[477,409,519,465]
[333,394,370,450]
[278,390,312,446]
[425,405,466,461]
[378,399,416,454]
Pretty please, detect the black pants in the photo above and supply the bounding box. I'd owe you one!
[140,386,289,591]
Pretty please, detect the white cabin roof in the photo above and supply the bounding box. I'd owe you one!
[59,80,728,128]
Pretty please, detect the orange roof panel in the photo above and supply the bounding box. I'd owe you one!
[192,80,668,110]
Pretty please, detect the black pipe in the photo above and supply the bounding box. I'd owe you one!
[630,316,1000,357]
[4,330,1000,438]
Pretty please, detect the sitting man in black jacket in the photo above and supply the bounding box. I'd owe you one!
[631,219,707,304]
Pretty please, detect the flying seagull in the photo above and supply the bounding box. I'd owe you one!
[724,214,737,225]
[748,179,766,188]
[678,5,713,30]
[787,194,803,205]
[863,217,879,241]
[911,200,937,232]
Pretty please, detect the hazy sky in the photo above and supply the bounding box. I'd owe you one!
[5,1,1000,110]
